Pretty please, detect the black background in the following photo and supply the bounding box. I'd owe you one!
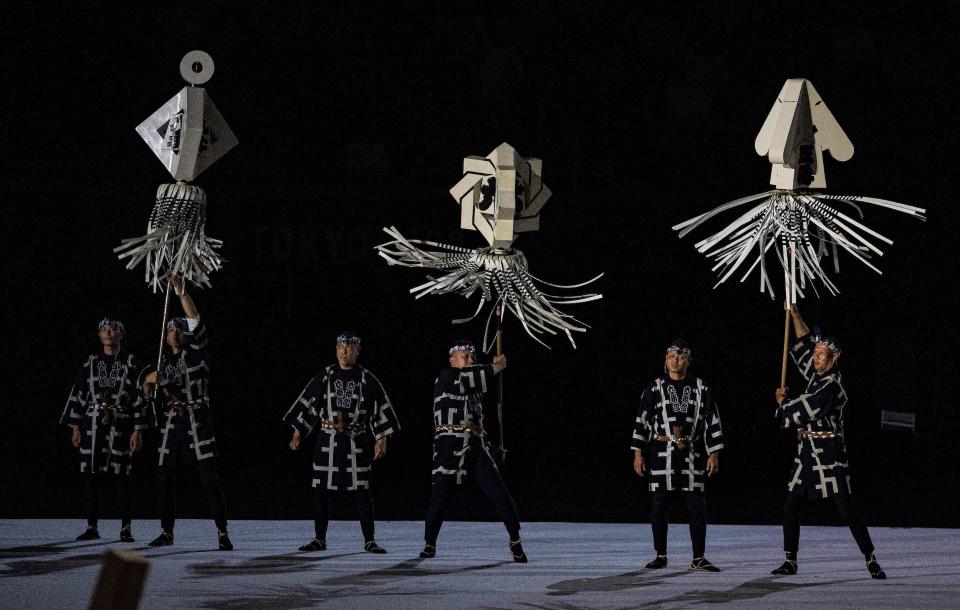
[3,2,958,529]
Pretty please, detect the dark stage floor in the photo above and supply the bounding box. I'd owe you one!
[2,520,956,608]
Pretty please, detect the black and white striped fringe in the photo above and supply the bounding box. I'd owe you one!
[376,226,602,349]
[673,190,925,304]
[114,183,224,291]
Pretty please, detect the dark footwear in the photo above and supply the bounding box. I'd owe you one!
[148,531,174,547]
[364,540,386,554]
[76,526,100,541]
[119,525,135,543]
[645,555,668,569]
[509,539,528,563]
[866,553,887,580]
[690,557,721,572]
[218,530,234,551]
[299,538,326,552]
[771,559,798,575]
[419,544,436,559]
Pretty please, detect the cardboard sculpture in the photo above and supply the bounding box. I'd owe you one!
[674,79,925,389]
[114,50,237,291]
[377,143,602,348]
[674,79,925,306]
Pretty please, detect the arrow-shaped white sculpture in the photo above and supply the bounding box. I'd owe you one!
[674,78,925,307]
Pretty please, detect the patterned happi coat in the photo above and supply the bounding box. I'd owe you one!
[61,349,149,475]
[284,364,399,491]
[432,364,497,485]
[776,335,852,499]
[153,319,218,465]
[631,375,725,492]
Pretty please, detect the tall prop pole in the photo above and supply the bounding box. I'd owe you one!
[156,279,173,375]
[780,306,791,390]
[780,249,793,391]
[495,304,505,459]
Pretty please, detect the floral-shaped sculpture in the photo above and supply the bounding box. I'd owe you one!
[377,142,602,348]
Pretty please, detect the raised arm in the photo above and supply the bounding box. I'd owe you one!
[171,275,199,320]
[781,304,816,385]
[788,304,810,339]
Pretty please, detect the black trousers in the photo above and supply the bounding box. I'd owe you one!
[313,486,375,542]
[424,443,521,545]
[157,457,228,533]
[650,490,707,557]
[783,492,875,556]
[84,472,133,528]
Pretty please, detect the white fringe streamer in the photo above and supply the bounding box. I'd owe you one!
[673,190,926,304]
[376,227,602,349]
[114,183,224,291]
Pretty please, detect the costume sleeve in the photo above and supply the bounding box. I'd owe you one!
[434,368,462,397]
[790,335,816,382]
[283,374,324,437]
[185,318,209,355]
[367,373,400,440]
[459,364,495,395]
[630,383,656,452]
[701,385,725,454]
[434,364,494,398]
[60,361,88,427]
[775,376,840,429]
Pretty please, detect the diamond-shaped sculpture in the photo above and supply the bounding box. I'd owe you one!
[136,86,238,183]
[116,51,235,291]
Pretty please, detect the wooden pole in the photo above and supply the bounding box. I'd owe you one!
[155,279,173,376]
[780,247,794,390]
[495,305,505,456]
[780,307,791,390]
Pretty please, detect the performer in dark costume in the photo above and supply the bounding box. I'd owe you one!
[285,331,400,553]
[143,276,232,550]
[420,340,526,563]
[631,339,724,572]
[61,317,149,541]
[772,305,886,579]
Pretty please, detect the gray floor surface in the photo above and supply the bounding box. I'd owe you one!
[1,519,957,609]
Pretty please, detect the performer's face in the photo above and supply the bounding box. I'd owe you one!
[336,342,360,368]
[812,343,838,374]
[664,349,690,377]
[166,326,185,350]
[98,324,122,348]
[449,349,474,368]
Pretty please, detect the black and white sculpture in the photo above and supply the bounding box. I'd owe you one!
[674,79,925,306]
[377,143,602,348]
[114,51,237,291]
